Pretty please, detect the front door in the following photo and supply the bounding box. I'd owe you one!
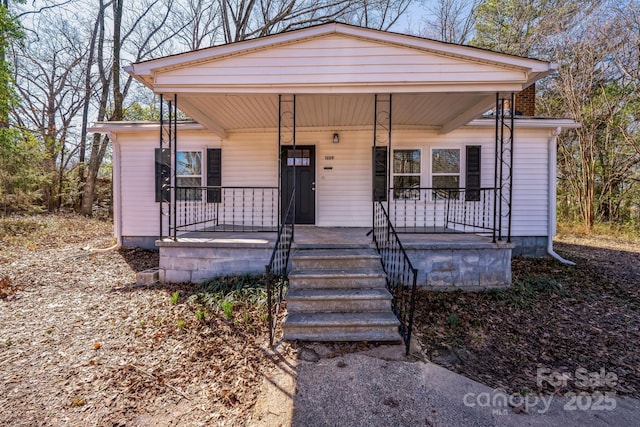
[281,145,315,224]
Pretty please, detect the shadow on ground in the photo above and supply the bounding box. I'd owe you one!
[253,340,640,427]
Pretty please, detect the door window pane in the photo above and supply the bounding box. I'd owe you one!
[287,149,310,166]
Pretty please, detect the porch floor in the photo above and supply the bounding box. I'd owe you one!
[165,226,504,249]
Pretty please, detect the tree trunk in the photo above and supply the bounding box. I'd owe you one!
[79,0,113,216]
[80,133,109,215]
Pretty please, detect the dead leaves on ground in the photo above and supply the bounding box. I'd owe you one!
[413,239,640,399]
[0,214,275,426]
[0,276,21,299]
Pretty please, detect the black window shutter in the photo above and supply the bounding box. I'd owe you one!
[155,148,170,202]
[206,148,221,203]
[373,146,388,202]
[465,145,481,201]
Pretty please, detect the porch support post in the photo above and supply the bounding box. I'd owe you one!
[278,94,296,233]
[159,94,164,241]
[493,92,515,242]
[159,94,177,241]
[373,94,392,240]
[172,94,178,240]
[507,92,514,243]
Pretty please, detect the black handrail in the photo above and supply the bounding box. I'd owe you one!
[372,200,418,355]
[265,189,295,347]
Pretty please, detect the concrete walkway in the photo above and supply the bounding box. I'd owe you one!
[251,342,640,427]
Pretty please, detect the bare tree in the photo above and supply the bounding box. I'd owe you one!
[80,0,183,215]
[539,4,640,228]
[171,0,221,50]
[345,0,414,31]
[422,0,479,44]
[13,11,86,210]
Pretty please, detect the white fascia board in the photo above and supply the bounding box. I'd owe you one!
[88,121,207,134]
[147,82,531,95]
[465,117,581,129]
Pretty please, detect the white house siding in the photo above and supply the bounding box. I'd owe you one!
[118,130,222,239]
[219,133,279,227]
[510,128,552,237]
[116,125,551,242]
[155,34,527,90]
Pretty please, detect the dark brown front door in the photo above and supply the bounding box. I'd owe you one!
[281,145,315,224]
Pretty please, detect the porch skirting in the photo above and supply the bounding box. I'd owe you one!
[155,229,514,289]
[400,235,514,291]
[156,234,275,283]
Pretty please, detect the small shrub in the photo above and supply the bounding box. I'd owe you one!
[176,319,186,329]
[221,300,233,319]
[170,291,179,305]
[448,312,459,328]
[195,309,205,321]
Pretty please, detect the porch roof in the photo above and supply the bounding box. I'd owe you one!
[125,23,558,136]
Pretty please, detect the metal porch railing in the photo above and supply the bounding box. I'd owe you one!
[389,187,497,234]
[265,190,295,346]
[170,186,279,236]
[373,200,418,355]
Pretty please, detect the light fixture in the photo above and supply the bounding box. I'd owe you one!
[333,133,339,144]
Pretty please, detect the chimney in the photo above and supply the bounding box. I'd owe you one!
[514,83,536,116]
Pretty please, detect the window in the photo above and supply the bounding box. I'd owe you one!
[431,148,460,199]
[176,151,202,201]
[155,149,221,203]
[286,149,311,166]
[393,149,420,200]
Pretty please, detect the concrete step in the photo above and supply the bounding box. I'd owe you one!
[286,288,392,313]
[291,249,381,271]
[282,312,402,342]
[288,269,387,290]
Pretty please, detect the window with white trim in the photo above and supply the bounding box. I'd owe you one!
[176,151,202,201]
[431,148,460,199]
[393,149,421,200]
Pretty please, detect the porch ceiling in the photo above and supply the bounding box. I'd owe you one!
[177,92,494,136]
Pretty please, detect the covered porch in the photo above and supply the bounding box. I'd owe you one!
[125,22,556,350]
[123,23,556,244]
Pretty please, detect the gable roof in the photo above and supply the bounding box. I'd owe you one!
[124,22,557,135]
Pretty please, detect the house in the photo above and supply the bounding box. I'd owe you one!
[91,22,577,346]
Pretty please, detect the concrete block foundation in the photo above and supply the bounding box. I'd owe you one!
[157,235,275,283]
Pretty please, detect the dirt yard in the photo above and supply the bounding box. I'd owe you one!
[2,214,639,425]
[0,214,288,426]
[413,235,640,399]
